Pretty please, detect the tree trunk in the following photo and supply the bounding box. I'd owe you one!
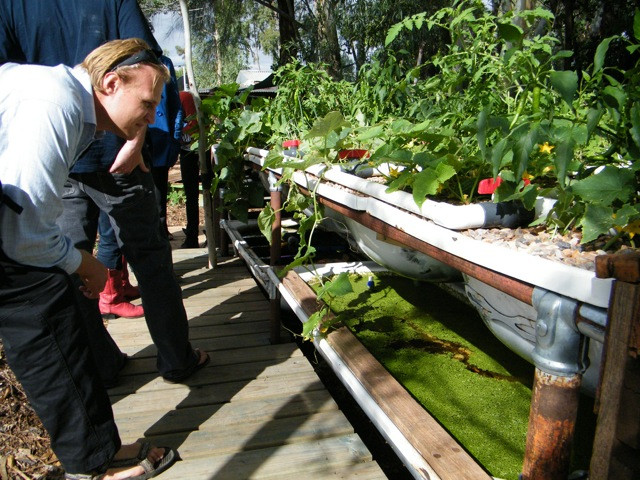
[277,0,297,66]
[212,3,223,86]
[355,39,366,76]
[316,0,342,79]
[563,0,575,71]
[179,0,217,268]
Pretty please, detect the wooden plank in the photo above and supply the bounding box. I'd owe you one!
[108,309,270,335]
[111,371,326,415]
[174,265,251,279]
[590,280,640,479]
[133,410,355,458]
[283,269,491,480]
[178,277,260,291]
[115,389,339,436]
[595,251,640,283]
[109,356,316,396]
[182,295,268,313]
[181,287,262,300]
[153,434,377,480]
[117,343,302,376]
[115,332,276,357]
[110,321,272,345]
[109,251,387,480]
[276,461,386,480]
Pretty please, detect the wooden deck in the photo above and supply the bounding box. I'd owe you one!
[106,246,388,479]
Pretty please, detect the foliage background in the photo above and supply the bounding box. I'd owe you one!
[139,0,638,87]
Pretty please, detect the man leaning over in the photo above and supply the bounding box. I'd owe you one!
[0,39,178,480]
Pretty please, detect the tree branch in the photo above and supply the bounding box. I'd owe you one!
[251,0,303,27]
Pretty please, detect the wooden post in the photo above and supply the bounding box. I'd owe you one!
[590,251,640,479]
[270,296,281,344]
[214,188,229,257]
[269,181,282,266]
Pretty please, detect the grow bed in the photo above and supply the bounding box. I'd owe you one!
[309,270,597,480]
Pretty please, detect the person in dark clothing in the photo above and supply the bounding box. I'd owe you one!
[178,90,201,248]
[0,0,210,381]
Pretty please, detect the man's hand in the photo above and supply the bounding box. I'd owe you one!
[74,250,107,299]
[109,128,148,174]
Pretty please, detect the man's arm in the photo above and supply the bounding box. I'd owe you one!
[109,127,149,174]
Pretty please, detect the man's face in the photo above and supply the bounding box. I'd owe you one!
[106,65,164,140]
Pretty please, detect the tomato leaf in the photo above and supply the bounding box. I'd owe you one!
[257,205,275,243]
[497,22,523,44]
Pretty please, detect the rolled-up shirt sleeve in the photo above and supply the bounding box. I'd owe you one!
[0,97,83,273]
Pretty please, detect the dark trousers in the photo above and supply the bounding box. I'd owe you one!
[58,168,197,378]
[151,166,170,238]
[179,149,200,240]
[0,254,120,473]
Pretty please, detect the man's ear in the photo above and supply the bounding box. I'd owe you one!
[101,72,120,94]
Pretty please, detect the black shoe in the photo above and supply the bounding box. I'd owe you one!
[163,349,210,383]
[180,237,199,248]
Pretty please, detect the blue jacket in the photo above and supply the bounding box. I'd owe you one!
[0,0,162,173]
[148,55,183,168]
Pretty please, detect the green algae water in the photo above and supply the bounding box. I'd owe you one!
[312,272,596,480]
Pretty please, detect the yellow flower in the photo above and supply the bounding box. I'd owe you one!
[539,142,555,154]
[389,166,400,178]
[622,220,640,239]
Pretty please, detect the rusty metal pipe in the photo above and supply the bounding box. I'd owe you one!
[520,290,587,479]
[521,370,582,480]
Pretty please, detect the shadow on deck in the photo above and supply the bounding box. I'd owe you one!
[106,244,388,479]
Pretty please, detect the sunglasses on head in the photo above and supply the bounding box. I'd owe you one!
[108,49,161,72]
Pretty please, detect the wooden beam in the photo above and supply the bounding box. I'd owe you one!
[590,251,640,479]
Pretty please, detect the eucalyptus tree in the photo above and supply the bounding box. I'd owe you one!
[486,0,637,73]
[334,0,449,78]
[140,0,278,87]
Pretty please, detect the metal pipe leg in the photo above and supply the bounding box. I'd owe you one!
[522,370,582,480]
[521,289,589,480]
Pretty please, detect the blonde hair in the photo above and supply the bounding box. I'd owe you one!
[81,38,170,92]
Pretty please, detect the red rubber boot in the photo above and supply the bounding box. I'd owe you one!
[121,257,140,300]
[99,269,144,319]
